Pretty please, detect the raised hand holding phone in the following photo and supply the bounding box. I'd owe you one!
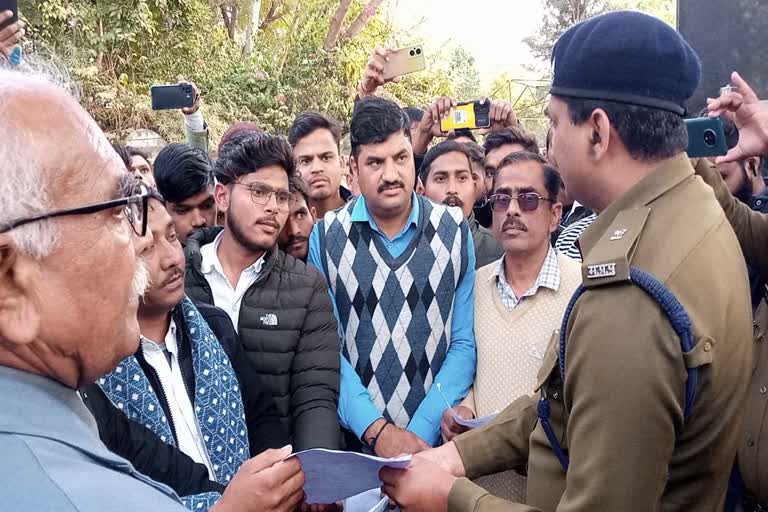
[439,99,491,133]
[150,83,195,111]
[411,96,456,155]
[359,46,395,98]
[0,5,24,62]
[175,76,201,115]
[707,71,768,164]
[685,117,728,158]
[358,45,426,98]
[487,99,518,132]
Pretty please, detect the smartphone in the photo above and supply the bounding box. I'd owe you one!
[440,100,491,132]
[0,0,18,31]
[150,83,195,111]
[686,117,728,158]
[382,45,426,80]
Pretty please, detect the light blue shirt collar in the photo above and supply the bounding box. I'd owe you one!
[350,192,420,241]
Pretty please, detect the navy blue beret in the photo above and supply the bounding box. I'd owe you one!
[550,11,701,115]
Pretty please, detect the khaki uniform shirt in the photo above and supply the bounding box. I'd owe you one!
[697,158,768,504]
[449,154,753,512]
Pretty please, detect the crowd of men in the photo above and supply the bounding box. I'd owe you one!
[4,7,768,512]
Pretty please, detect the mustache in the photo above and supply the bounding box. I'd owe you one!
[443,195,464,208]
[502,217,528,232]
[160,266,184,288]
[285,235,308,246]
[132,257,151,298]
[255,216,280,229]
[378,180,405,194]
[309,175,329,184]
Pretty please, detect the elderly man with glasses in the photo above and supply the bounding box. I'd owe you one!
[183,133,342,453]
[0,64,176,510]
[437,151,581,502]
[0,64,320,512]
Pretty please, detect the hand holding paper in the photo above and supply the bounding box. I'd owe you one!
[436,383,499,430]
[291,449,411,505]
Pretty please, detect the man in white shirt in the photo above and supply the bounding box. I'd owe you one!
[184,133,341,451]
[98,191,302,510]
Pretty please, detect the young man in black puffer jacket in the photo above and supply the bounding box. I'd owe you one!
[184,133,341,451]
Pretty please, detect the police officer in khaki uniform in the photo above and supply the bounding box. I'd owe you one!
[379,11,753,512]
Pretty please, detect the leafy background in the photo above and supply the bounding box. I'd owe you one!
[17,0,674,150]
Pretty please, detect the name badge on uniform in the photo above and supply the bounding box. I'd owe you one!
[587,262,617,279]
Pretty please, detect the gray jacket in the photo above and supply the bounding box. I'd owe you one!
[0,366,186,511]
[184,122,209,154]
[470,213,504,269]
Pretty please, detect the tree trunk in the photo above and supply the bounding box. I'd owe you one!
[221,5,238,41]
[243,0,261,57]
[341,0,384,41]
[323,0,353,50]
[96,17,104,70]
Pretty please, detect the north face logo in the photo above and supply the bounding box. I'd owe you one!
[260,313,278,326]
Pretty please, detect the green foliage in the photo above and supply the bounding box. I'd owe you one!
[19,0,453,147]
[486,72,550,144]
[524,0,610,62]
[449,46,480,101]
[609,0,676,26]
[524,0,676,62]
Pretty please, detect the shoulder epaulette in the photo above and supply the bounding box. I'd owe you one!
[581,207,650,288]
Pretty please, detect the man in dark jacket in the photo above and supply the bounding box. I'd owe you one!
[278,176,316,262]
[184,134,341,451]
[417,140,504,269]
[98,192,302,510]
[715,150,768,309]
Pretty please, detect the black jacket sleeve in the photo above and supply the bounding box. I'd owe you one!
[290,270,342,450]
[81,383,225,497]
[196,303,290,455]
[233,337,292,454]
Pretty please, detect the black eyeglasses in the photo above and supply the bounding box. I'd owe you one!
[0,187,151,237]
[234,181,295,211]
[489,192,553,213]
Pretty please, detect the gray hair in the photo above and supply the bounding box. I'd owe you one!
[0,58,79,258]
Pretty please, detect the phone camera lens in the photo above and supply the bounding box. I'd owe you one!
[703,129,717,148]
[409,50,415,56]
[416,48,422,55]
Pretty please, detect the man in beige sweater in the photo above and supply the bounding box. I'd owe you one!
[439,151,581,502]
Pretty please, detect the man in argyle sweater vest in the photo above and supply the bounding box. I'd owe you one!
[308,97,477,455]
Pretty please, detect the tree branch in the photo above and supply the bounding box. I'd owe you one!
[323,0,353,50]
[259,0,284,30]
[341,0,384,41]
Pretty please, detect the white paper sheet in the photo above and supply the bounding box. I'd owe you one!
[344,488,391,512]
[291,449,411,504]
[436,383,499,429]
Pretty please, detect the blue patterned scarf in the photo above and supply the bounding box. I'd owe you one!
[99,296,249,493]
